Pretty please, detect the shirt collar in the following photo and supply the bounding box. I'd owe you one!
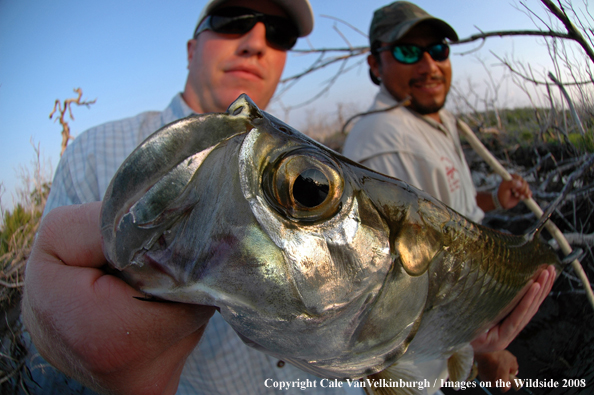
[169,93,196,118]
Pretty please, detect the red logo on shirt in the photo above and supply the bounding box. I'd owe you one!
[441,156,460,193]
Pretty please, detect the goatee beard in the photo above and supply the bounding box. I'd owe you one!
[408,99,446,115]
[407,76,447,115]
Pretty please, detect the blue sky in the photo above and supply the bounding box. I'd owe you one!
[0,0,584,210]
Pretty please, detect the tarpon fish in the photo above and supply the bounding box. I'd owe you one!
[101,95,561,393]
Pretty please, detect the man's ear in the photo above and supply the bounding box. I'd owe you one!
[367,54,381,85]
[186,39,197,69]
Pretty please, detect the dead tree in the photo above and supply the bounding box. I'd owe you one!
[49,88,96,156]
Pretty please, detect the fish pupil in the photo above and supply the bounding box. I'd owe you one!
[293,169,329,208]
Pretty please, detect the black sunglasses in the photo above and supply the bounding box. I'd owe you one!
[193,7,298,50]
[376,42,450,64]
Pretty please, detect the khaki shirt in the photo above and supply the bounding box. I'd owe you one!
[343,85,484,223]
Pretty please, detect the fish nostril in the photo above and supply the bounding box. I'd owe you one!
[233,106,244,116]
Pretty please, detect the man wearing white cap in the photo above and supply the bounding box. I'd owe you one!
[21,1,364,394]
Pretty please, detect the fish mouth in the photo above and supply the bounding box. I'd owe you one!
[101,107,255,271]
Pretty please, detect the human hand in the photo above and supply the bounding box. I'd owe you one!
[497,174,532,210]
[22,202,215,395]
[471,266,555,353]
[475,350,519,393]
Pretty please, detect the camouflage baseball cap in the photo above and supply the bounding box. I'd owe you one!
[369,1,458,47]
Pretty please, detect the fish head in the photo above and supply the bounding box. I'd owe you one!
[101,94,450,379]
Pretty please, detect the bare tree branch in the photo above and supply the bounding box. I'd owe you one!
[541,0,594,63]
[491,52,594,85]
[49,88,96,156]
[548,72,588,136]
[319,14,368,39]
[455,29,572,45]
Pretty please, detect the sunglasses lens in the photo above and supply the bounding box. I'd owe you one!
[264,16,298,49]
[391,43,449,64]
[428,43,449,61]
[392,45,423,64]
[202,7,298,50]
[210,14,257,35]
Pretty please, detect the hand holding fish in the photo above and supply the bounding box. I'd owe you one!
[475,350,519,393]
[22,202,215,395]
[470,265,556,353]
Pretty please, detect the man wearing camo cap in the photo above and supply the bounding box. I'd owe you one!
[343,2,553,394]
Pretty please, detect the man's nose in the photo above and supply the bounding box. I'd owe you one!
[237,22,268,56]
[416,51,440,74]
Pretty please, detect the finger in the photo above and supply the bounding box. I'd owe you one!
[518,181,531,199]
[527,266,555,314]
[471,266,555,353]
[492,283,541,349]
[92,273,215,341]
[508,174,532,199]
[33,202,106,269]
[28,255,215,374]
[504,267,553,337]
[508,354,519,376]
[470,330,488,350]
[512,282,543,333]
[27,200,215,350]
[510,374,523,391]
[499,353,519,393]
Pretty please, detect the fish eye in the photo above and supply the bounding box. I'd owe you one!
[264,149,344,222]
[293,169,329,208]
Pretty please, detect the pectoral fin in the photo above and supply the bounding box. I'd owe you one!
[365,361,429,395]
[393,200,449,277]
[447,343,475,384]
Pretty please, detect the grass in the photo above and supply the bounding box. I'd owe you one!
[0,154,50,393]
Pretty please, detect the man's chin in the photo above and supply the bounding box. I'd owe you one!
[409,99,445,116]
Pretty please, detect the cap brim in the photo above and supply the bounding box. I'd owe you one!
[197,0,313,37]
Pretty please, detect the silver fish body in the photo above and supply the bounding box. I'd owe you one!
[101,95,560,381]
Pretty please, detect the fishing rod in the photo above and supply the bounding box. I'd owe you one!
[457,120,594,310]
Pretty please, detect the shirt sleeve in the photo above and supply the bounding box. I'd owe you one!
[43,151,83,217]
[42,133,102,217]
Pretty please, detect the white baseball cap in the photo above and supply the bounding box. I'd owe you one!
[196,0,314,37]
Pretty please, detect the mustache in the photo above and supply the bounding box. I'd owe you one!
[409,75,446,86]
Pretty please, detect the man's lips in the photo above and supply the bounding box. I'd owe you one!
[409,76,445,91]
[225,64,264,80]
